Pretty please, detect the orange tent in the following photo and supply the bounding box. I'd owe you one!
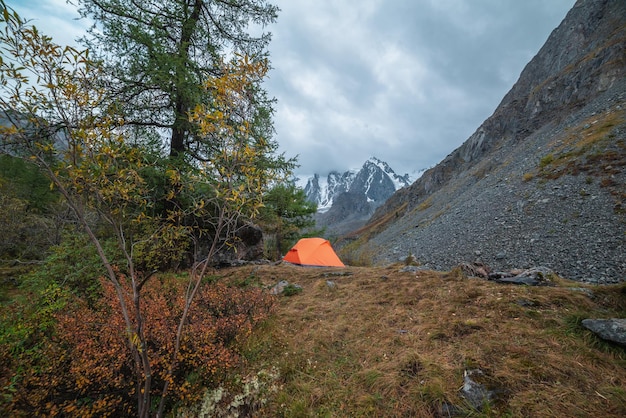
[283,238,345,267]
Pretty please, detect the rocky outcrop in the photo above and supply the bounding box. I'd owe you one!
[209,223,265,266]
[372,0,626,221]
[352,0,626,283]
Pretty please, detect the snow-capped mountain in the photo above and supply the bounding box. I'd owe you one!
[299,157,413,214]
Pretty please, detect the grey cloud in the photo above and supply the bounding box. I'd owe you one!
[16,0,575,178]
[266,0,575,177]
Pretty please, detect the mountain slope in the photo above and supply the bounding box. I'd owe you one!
[349,0,626,283]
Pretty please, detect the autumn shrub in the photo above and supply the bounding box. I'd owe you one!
[1,276,275,417]
[338,241,375,267]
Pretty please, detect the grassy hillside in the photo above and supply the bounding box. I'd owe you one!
[219,264,626,417]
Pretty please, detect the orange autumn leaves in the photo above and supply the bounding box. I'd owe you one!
[6,277,275,417]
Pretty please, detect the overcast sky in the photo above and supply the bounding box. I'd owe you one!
[11,0,575,178]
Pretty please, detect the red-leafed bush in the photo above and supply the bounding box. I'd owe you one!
[3,276,275,417]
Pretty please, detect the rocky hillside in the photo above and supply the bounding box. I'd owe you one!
[348,0,626,284]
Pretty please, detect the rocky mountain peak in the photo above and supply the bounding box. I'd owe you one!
[298,157,415,236]
[300,157,411,214]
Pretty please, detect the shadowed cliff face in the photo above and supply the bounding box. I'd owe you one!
[352,0,626,282]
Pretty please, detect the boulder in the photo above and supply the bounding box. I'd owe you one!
[581,318,626,347]
[210,223,264,266]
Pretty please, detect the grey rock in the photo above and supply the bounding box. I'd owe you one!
[582,318,626,346]
[517,266,555,282]
[516,298,537,307]
[569,287,595,299]
[269,280,289,295]
[461,369,496,411]
[209,223,264,266]
[494,267,555,286]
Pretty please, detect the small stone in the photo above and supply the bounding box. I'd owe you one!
[462,369,495,411]
[270,280,290,295]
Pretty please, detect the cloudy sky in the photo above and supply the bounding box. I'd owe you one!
[10,0,575,178]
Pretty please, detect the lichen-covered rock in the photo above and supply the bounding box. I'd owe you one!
[582,318,626,346]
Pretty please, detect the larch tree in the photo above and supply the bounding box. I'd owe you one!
[76,0,294,261]
[76,0,280,161]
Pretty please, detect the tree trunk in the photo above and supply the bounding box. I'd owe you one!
[169,0,203,158]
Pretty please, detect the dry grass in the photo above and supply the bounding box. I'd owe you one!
[218,264,626,417]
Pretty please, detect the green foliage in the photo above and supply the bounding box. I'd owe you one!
[21,232,122,301]
[281,284,303,297]
[0,192,55,261]
[0,156,60,261]
[258,183,317,259]
[0,155,57,212]
[0,2,291,416]
[76,0,280,160]
[539,153,554,168]
[0,282,70,415]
